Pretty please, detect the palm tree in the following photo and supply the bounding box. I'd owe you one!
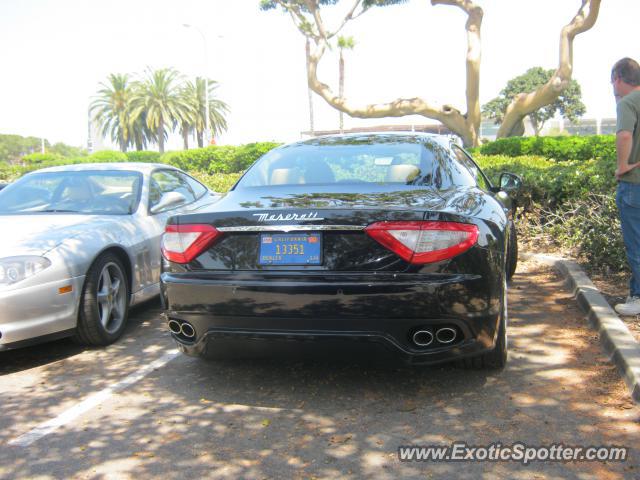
[130,111,151,151]
[130,68,192,153]
[182,77,229,148]
[337,36,355,134]
[90,74,133,152]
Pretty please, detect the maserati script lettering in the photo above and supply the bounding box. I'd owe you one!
[253,212,324,222]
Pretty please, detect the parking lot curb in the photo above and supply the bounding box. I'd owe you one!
[522,253,640,404]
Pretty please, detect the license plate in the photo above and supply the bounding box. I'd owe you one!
[259,233,321,265]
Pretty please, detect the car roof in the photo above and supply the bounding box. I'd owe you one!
[33,162,179,174]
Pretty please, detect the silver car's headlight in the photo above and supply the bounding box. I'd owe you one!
[0,256,52,286]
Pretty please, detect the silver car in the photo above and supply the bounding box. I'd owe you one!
[0,162,220,350]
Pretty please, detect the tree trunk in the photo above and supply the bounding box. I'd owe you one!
[305,38,315,135]
[197,129,204,148]
[339,50,344,134]
[157,124,165,154]
[182,127,189,150]
[497,0,601,138]
[532,117,543,136]
[302,0,483,147]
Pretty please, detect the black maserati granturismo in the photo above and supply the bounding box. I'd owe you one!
[160,133,522,368]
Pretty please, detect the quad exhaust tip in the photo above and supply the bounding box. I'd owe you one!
[168,319,196,339]
[435,327,457,344]
[411,326,459,348]
[180,322,196,339]
[168,320,182,335]
[412,330,434,347]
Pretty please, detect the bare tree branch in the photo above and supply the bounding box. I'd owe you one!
[432,0,483,147]
[301,0,483,145]
[329,0,365,38]
[497,0,601,138]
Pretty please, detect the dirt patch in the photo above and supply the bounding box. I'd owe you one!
[521,242,640,345]
[516,258,639,411]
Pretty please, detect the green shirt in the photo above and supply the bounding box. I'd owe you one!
[617,90,640,184]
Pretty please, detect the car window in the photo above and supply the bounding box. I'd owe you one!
[183,173,208,198]
[149,170,196,211]
[0,171,142,215]
[451,145,490,191]
[235,139,442,187]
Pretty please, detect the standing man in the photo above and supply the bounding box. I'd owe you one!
[612,57,640,315]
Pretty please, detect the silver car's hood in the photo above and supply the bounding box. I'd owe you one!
[0,215,117,257]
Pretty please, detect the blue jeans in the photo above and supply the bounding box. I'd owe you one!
[616,181,640,297]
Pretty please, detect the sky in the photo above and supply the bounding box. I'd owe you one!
[0,0,635,150]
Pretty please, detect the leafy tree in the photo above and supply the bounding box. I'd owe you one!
[0,134,42,163]
[483,67,586,136]
[260,0,601,147]
[90,73,134,152]
[49,142,88,158]
[130,68,193,154]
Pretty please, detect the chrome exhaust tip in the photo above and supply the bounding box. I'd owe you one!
[412,330,434,347]
[168,319,182,335]
[180,322,196,339]
[436,327,457,344]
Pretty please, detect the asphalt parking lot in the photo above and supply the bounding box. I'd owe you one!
[1,260,639,480]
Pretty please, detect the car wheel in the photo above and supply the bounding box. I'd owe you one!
[459,278,508,369]
[506,220,518,281]
[75,253,130,346]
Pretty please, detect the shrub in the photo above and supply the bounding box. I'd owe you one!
[190,171,242,192]
[475,152,623,272]
[479,135,615,162]
[87,150,127,163]
[22,152,65,164]
[125,151,162,163]
[475,154,616,209]
[231,142,281,172]
[541,194,626,272]
[161,142,280,174]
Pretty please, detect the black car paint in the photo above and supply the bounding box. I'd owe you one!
[160,134,514,364]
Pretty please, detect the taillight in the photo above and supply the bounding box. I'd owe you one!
[162,224,222,264]
[364,221,479,264]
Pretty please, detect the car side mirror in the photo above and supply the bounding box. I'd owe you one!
[150,191,187,214]
[499,172,523,193]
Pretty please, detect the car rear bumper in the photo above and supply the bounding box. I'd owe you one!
[161,270,503,364]
[0,275,84,348]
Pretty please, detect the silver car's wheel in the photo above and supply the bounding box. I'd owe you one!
[96,262,127,334]
[75,253,130,346]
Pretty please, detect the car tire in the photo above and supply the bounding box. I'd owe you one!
[74,253,130,346]
[506,220,518,281]
[459,278,508,370]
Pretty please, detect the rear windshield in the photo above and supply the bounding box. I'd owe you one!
[236,140,448,188]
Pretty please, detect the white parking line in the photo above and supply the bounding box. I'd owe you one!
[8,349,179,447]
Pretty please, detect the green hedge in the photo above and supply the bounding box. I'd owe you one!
[125,151,163,163]
[0,142,283,182]
[475,154,616,209]
[478,135,615,162]
[22,152,65,164]
[161,142,280,174]
[476,153,623,272]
